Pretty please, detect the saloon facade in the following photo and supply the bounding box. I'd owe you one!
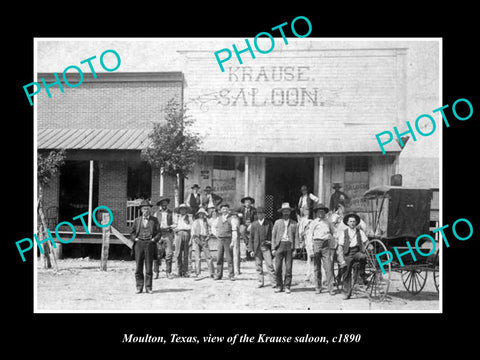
[38,43,436,246]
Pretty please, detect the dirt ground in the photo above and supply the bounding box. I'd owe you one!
[36,255,440,312]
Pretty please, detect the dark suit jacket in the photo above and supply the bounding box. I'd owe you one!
[239,206,257,225]
[248,219,273,253]
[130,216,161,243]
[272,219,298,250]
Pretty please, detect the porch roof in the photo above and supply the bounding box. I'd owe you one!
[37,127,401,154]
[37,128,150,150]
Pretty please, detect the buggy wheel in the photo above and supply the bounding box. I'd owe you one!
[401,268,427,295]
[364,239,391,302]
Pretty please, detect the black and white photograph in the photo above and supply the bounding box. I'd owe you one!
[7,8,479,355]
[34,38,441,313]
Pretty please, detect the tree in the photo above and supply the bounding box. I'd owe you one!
[141,99,202,205]
[37,149,66,269]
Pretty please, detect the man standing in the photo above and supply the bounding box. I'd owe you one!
[297,185,319,219]
[338,213,369,299]
[272,202,298,294]
[248,207,275,288]
[191,208,215,278]
[130,200,161,294]
[308,204,335,295]
[329,183,350,212]
[172,203,193,277]
[202,185,223,209]
[214,204,237,281]
[153,197,174,279]
[186,184,202,215]
[237,196,257,271]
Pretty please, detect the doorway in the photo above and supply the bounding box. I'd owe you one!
[265,157,314,220]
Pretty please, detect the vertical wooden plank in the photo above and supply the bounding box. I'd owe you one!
[88,160,94,233]
[318,156,324,204]
[100,212,111,271]
[244,155,249,197]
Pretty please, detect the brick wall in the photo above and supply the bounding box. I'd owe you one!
[98,160,128,233]
[37,75,183,130]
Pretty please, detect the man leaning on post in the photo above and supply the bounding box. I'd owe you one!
[130,200,161,294]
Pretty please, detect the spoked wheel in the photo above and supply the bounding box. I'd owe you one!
[401,268,427,295]
[364,239,391,302]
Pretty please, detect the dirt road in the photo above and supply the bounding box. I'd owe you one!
[36,257,439,312]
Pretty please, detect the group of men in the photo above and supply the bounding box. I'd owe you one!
[130,184,369,300]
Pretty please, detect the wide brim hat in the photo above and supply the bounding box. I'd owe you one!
[241,196,255,204]
[156,197,170,206]
[277,202,294,213]
[139,200,153,208]
[343,212,361,226]
[174,203,191,213]
[313,203,329,213]
[196,208,208,216]
[191,184,200,189]
[332,182,342,189]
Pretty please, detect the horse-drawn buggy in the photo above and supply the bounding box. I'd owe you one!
[349,185,439,301]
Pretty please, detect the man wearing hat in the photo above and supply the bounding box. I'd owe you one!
[130,200,161,294]
[248,206,275,288]
[237,196,257,271]
[338,213,369,299]
[186,184,202,215]
[329,183,350,213]
[201,185,223,209]
[172,203,193,277]
[191,207,215,278]
[307,203,335,295]
[297,185,319,219]
[153,197,174,279]
[271,202,298,294]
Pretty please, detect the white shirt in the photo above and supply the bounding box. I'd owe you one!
[174,214,192,231]
[309,218,332,240]
[338,227,368,247]
[258,218,264,226]
[157,210,169,228]
[281,219,291,242]
[298,193,319,208]
[208,217,218,236]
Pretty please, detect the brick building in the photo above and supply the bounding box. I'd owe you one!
[38,72,184,247]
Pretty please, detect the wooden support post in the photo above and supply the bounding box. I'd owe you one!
[100,212,111,271]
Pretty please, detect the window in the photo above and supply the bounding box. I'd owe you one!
[127,161,152,200]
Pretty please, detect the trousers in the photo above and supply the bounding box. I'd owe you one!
[192,235,215,276]
[343,246,367,292]
[134,240,156,290]
[313,238,333,291]
[275,241,293,289]
[255,245,276,286]
[153,232,173,275]
[216,237,234,279]
[174,230,190,276]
